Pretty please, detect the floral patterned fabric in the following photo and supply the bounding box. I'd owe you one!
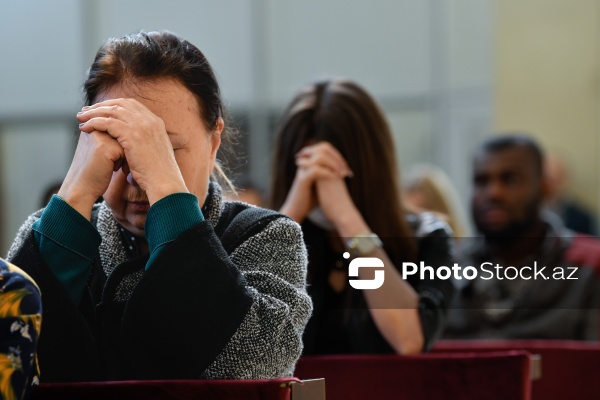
[0,258,41,400]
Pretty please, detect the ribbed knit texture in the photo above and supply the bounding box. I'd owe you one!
[33,195,101,261]
[145,192,203,269]
[31,195,101,303]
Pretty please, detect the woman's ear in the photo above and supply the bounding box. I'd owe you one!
[209,117,224,159]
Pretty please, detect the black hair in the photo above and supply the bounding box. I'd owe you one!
[83,30,235,187]
[476,133,545,177]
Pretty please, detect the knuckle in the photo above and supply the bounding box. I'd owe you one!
[154,116,166,129]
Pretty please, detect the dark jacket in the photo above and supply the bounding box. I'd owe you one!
[443,212,600,340]
[302,212,455,354]
[8,183,312,382]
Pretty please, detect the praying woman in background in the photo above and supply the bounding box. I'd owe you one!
[270,79,454,355]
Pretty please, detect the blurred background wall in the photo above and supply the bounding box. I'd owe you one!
[0,0,597,254]
[495,0,600,215]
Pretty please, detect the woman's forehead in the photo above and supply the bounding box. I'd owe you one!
[96,80,205,144]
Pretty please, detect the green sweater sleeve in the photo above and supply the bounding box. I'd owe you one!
[144,192,204,269]
[32,195,101,305]
[32,193,203,303]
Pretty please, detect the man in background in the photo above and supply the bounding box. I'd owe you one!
[444,134,600,340]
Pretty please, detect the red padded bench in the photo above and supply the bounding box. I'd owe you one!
[294,351,538,400]
[433,340,600,400]
[30,378,325,400]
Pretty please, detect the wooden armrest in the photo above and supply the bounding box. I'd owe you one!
[530,354,542,381]
[289,378,325,400]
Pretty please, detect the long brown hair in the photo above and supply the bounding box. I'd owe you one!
[270,78,417,264]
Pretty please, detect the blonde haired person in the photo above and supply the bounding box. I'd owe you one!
[403,163,471,239]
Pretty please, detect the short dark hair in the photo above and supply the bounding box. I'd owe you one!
[83,30,234,187]
[476,133,545,176]
[84,30,223,130]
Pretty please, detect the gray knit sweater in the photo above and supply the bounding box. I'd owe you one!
[8,182,312,380]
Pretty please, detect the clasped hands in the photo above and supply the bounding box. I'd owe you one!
[57,98,187,220]
[283,141,369,237]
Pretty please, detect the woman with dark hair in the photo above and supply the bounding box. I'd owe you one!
[270,79,453,355]
[8,31,311,382]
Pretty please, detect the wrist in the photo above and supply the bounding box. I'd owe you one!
[333,207,370,238]
[280,179,314,223]
[57,187,97,221]
[146,181,189,205]
[279,204,304,224]
[146,185,189,207]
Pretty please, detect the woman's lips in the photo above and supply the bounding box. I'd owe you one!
[129,201,150,212]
